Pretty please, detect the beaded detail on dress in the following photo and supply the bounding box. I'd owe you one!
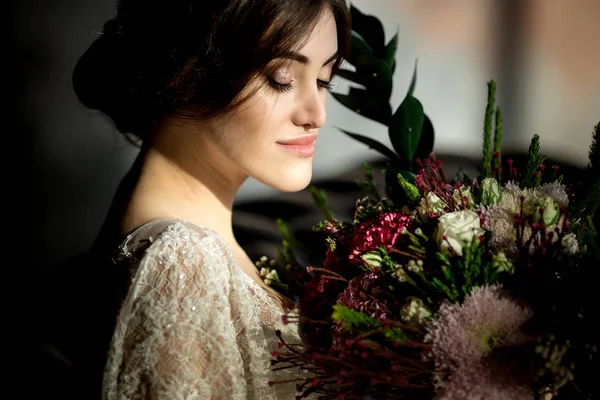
[102,220,304,399]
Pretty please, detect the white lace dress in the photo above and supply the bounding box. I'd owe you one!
[101,219,305,399]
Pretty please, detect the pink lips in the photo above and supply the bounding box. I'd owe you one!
[276,134,317,157]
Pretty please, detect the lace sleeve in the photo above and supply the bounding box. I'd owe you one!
[102,225,252,400]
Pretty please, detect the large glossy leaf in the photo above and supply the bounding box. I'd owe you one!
[338,128,402,163]
[389,95,425,165]
[384,32,399,68]
[336,69,367,87]
[336,58,393,102]
[355,57,394,101]
[331,88,391,126]
[346,32,374,68]
[399,169,418,182]
[388,62,425,164]
[350,4,386,56]
[407,59,418,96]
[351,32,374,56]
[415,114,435,161]
[341,9,395,103]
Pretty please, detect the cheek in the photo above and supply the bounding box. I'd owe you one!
[241,94,290,141]
[223,94,286,157]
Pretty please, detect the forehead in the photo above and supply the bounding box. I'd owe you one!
[297,9,338,59]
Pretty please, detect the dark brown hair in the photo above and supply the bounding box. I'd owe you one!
[72,0,350,140]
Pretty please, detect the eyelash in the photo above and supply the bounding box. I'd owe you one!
[266,76,333,93]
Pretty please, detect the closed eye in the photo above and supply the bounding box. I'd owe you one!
[266,75,293,93]
[317,79,333,90]
[267,75,333,92]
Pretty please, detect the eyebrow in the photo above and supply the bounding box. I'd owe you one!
[280,51,339,66]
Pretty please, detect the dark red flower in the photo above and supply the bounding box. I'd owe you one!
[337,271,400,322]
[331,271,403,353]
[348,212,412,265]
[298,273,346,348]
[322,248,343,273]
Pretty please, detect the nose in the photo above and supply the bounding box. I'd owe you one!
[292,85,327,130]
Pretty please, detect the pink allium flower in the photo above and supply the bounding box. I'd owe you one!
[424,285,535,400]
[348,212,411,265]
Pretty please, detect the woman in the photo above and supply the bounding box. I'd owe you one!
[72,0,350,398]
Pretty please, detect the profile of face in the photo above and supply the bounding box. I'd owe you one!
[188,9,339,193]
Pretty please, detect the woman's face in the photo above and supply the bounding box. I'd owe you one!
[205,8,339,192]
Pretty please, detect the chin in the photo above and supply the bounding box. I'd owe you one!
[259,165,313,193]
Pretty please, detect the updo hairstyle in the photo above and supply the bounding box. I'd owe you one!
[72,0,350,140]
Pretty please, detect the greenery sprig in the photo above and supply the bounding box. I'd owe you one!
[331,4,434,197]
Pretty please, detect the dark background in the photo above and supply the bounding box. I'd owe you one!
[9,0,597,398]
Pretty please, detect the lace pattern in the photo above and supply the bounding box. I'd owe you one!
[102,220,303,399]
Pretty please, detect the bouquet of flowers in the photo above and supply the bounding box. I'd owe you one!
[256,6,599,399]
[266,85,599,399]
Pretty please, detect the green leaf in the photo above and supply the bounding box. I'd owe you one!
[384,164,415,204]
[341,56,394,102]
[275,219,298,264]
[521,134,546,188]
[338,128,402,163]
[356,58,394,101]
[578,174,600,219]
[309,186,335,220]
[350,5,386,56]
[331,88,391,126]
[383,31,399,67]
[336,65,393,103]
[276,218,292,243]
[397,173,422,205]
[583,217,600,261]
[356,162,381,200]
[414,114,435,161]
[347,33,377,70]
[336,69,367,87]
[389,94,425,165]
[388,61,425,164]
[480,80,496,179]
[332,304,381,332]
[350,31,374,58]
[400,169,417,182]
[344,47,394,91]
[407,59,418,97]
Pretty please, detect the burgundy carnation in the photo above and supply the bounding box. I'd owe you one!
[348,212,412,265]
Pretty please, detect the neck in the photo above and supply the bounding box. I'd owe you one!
[122,123,248,247]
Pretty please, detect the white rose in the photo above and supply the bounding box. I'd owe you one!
[418,192,447,220]
[436,210,485,256]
